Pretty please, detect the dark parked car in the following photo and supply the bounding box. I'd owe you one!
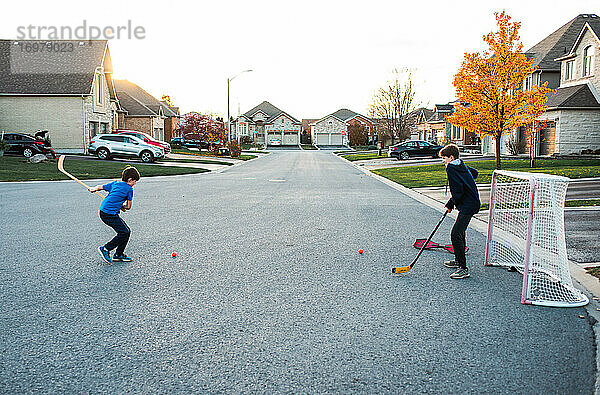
[1,132,56,158]
[388,140,443,160]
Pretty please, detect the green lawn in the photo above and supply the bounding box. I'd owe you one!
[372,159,600,188]
[161,158,233,166]
[0,156,209,182]
[171,148,257,161]
[342,153,389,161]
[301,144,317,150]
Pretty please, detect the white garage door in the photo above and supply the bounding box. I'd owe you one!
[316,134,329,145]
[330,134,342,145]
[283,133,298,145]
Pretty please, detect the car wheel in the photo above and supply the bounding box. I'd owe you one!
[400,151,409,160]
[97,148,110,160]
[140,150,154,163]
[23,148,34,158]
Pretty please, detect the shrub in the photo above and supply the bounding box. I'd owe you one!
[227,140,242,158]
[0,139,9,152]
[506,135,526,155]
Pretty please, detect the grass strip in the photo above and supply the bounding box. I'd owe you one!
[171,148,257,161]
[373,159,600,188]
[162,158,233,165]
[343,153,389,161]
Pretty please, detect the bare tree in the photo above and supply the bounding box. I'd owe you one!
[369,68,419,146]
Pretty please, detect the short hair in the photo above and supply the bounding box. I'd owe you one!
[439,144,460,159]
[122,166,140,182]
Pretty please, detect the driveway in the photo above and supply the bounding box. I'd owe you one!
[0,151,594,393]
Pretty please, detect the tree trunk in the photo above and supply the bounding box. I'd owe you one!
[495,135,502,170]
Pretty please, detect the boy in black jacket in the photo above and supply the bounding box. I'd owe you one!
[439,144,480,279]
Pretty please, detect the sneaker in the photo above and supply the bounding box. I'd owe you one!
[113,254,132,262]
[98,246,112,264]
[450,268,470,279]
[444,260,459,268]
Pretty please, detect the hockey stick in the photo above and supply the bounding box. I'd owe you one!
[413,239,469,254]
[57,155,105,199]
[392,211,448,274]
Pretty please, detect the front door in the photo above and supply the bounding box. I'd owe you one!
[539,121,555,156]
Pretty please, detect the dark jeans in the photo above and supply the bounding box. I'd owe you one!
[99,210,130,256]
[451,211,473,269]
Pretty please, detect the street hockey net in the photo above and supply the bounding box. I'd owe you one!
[484,170,588,307]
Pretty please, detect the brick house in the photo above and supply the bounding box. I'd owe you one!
[483,14,600,155]
[114,79,178,141]
[232,101,301,146]
[417,103,478,148]
[0,40,118,153]
[311,109,373,146]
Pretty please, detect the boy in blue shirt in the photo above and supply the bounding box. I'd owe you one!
[88,167,140,264]
[439,144,480,279]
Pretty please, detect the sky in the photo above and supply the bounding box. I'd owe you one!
[1,0,599,119]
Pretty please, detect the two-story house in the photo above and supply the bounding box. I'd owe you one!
[311,109,373,147]
[0,40,118,153]
[541,17,600,155]
[233,101,301,146]
[483,14,600,155]
[114,79,178,141]
[418,103,477,148]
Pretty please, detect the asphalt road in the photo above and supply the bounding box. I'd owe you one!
[0,151,595,393]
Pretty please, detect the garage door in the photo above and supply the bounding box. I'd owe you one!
[316,134,329,145]
[330,134,342,145]
[283,133,298,145]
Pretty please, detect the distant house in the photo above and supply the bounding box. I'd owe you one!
[311,109,373,147]
[114,79,178,141]
[484,13,600,155]
[0,40,118,153]
[232,101,301,146]
[417,103,478,149]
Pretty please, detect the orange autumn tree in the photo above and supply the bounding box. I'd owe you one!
[448,11,552,169]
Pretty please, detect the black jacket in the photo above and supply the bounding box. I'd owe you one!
[445,160,481,215]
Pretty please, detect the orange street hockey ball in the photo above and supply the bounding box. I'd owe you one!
[358,249,364,254]
[172,252,177,257]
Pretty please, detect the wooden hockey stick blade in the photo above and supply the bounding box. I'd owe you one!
[57,155,105,199]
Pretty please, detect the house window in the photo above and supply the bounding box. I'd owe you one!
[100,122,109,134]
[583,46,594,77]
[90,121,99,137]
[565,60,574,80]
[523,75,532,91]
[95,74,103,105]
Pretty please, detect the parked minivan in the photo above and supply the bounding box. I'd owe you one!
[89,134,164,163]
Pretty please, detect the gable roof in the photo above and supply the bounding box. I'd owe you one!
[546,84,600,109]
[556,19,600,62]
[0,39,112,95]
[160,101,180,116]
[241,100,300,124]
[525,14,598,71]
[114,79,176,117]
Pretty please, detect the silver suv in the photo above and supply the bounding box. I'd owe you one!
[89,134,164,163]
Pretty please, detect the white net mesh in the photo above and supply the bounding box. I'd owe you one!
[485,170,588,307]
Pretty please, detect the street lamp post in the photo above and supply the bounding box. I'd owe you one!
[227,69,253,142]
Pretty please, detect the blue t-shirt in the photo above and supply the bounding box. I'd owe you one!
[99,181,134,215]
